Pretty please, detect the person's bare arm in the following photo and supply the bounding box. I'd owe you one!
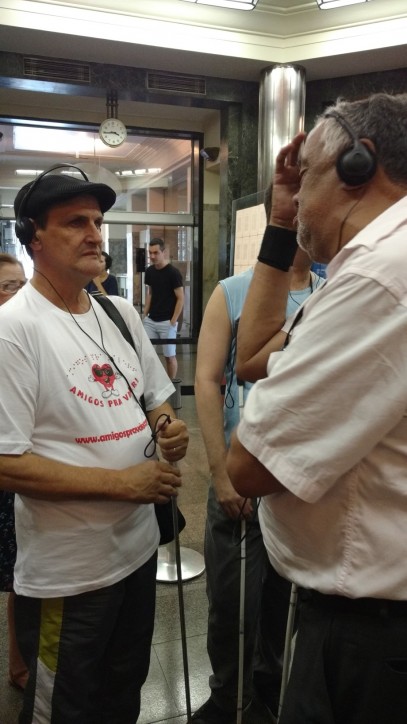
[195,285,253,519]
[0,452,181,503]
[236,265,292,382]
[236,133,306,382]
[226,429,285,498]
[0,399,188,503]
[171,286,184,326]
[144,286,152,317]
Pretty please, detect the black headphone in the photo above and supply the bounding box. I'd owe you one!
[15,164,89,246]
[325,111,377,187]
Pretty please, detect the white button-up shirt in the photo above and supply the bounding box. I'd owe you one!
[238,197,407,599]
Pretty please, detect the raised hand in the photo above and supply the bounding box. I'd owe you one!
[271,132,306,228]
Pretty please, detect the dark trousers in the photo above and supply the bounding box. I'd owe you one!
[205,485,291,714]
[15,553,157,724]
[279,590,407,724]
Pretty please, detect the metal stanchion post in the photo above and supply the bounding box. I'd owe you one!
[157,373,205,582]
[156,541,205,582]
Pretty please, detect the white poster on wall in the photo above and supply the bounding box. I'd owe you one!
[233,203,266,275]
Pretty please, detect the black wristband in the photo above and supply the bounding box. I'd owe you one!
[257,225,298,271]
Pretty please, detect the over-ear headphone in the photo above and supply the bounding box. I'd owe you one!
[15,164,90,246]
[325,111,377,187]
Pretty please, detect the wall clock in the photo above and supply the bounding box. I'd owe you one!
[99,117,127,147]
[99,90,127,147]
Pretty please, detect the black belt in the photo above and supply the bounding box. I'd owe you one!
[300,588,407,618]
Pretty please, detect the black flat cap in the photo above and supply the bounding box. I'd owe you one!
[14,174,116,219]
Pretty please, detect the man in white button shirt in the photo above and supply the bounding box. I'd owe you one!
[227,92,407,724]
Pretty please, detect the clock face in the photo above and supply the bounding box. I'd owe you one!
[99,118,127,147]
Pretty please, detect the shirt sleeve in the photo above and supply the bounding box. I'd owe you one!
[237,273,407,503]
[0,336,37,455]
[144,267,151,286]
[171,266,183,289]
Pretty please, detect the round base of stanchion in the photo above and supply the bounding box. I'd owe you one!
[156,542,205,582]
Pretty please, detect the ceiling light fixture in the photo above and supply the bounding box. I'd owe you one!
[115,168,162,177]
[316,0,371,9]
[15,169,44,176]
[181,0,259,10]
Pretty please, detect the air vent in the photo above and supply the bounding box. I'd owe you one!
[23,56,91,84]
[147,71,206,96]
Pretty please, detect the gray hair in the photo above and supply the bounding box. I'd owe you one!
[316,93,407,187]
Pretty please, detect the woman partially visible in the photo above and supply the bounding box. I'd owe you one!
[85,250,119,296]
[0,253,28,691]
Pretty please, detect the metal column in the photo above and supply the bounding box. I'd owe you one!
[257,64,306,193]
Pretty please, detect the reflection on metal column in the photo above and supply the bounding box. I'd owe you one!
[257,65,306,193]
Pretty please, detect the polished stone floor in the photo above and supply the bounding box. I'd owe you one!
[0,348,214,723]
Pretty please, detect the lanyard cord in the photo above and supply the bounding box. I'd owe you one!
[33,270,162,457]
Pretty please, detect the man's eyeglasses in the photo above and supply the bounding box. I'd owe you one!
[0,280,27,294]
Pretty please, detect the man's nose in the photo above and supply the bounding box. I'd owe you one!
[86,223,103,240]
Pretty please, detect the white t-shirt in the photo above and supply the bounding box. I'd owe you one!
[238,197,407,600]
[0,286,174,597]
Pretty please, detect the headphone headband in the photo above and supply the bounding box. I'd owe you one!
[14,163,116,247]
[324,111,359,144]
[17,164,89,222]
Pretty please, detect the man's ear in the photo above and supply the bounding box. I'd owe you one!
[29,224,42,251]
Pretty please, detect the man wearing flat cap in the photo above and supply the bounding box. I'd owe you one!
[0,167,189,723]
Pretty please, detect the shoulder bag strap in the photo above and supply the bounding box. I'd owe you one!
[91,293,136,351]
[91,293,147,414]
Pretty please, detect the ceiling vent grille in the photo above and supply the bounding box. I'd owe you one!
[147,71,206,96]
[23,56,91,84]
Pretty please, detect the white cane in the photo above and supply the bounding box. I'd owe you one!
[277,582,298,721]
[236,384,246,724]
[236,517,246,724]
[170,466,193,722]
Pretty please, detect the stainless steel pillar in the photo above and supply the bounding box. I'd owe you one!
[257,65,306,193]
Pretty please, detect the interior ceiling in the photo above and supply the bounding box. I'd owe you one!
[0,0,406,83]
[0,0,406,193]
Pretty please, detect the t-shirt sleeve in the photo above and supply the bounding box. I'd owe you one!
[0,337,36,455]
[171,267,183,289]
[144,267,152,286]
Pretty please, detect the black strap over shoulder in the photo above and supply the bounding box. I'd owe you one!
[91,293,136,351]
[91,293,147,414]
